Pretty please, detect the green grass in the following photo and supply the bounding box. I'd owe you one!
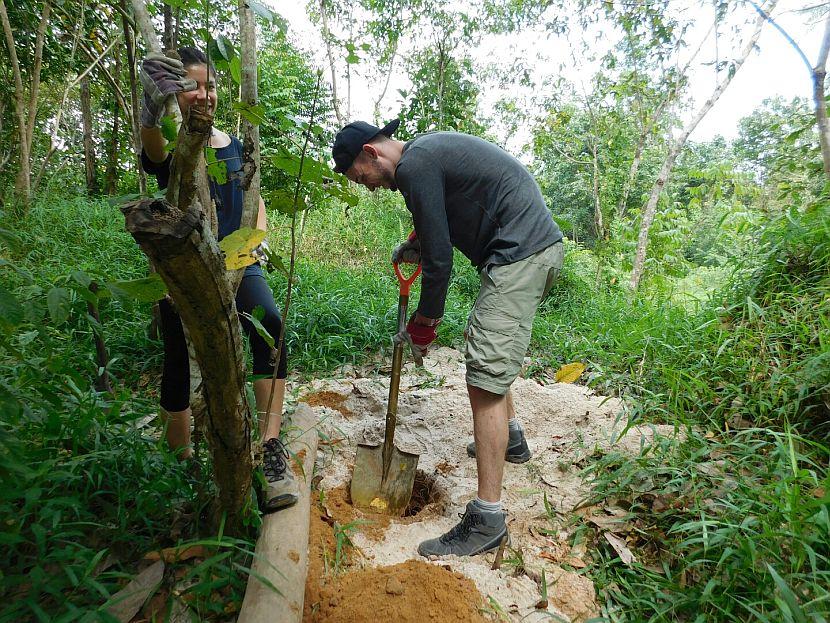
[1,184,828,621]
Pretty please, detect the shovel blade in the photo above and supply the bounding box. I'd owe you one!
[350,442,420,516]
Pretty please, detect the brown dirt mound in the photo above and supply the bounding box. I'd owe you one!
[301,390,353,417]
[311,560,489,623]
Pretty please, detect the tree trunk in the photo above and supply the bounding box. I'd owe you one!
[25,1,50,159]
[630,2,775,290]
[233,0,261,292]
[105,49,122,194]
[122,108,253,536]
[81,74,99,195]
[591,141,604,240]
[0,0,31,210]
[126,0,255,534]
[814,12,830,180]
[319,0,343,125]
[122,0,146,194]
[163,3,173,51]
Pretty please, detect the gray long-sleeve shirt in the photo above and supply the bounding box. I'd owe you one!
[394,132,562,319]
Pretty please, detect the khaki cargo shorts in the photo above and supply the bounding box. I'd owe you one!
[465,241,564,395]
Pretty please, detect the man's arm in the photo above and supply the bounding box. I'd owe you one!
[396,150,453,320]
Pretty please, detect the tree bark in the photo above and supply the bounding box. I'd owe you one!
[25,1,50,159]
[0,0,32,209]
[163,3,173,51]
[591,141,604,239]
[319,0,343,125]
[122,108,253,535]
[814,12,830,180]
[630,2,776,290]
[81,74,99,195]
[105,54,122,195]
[122,0,146,194]
[233,0,262,292]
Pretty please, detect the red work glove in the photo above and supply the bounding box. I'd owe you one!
[406,314,439,356]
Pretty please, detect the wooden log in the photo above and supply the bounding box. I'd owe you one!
[238,403,319,623]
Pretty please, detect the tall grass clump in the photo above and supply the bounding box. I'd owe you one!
[564,196,829,620]
[1,198,258,620]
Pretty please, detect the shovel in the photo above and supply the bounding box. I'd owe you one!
[350,261,422,515]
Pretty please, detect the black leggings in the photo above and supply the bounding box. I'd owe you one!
[159,273,288,412]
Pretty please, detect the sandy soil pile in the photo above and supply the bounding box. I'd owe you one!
[311,560,488,623]
[299,346,677,622]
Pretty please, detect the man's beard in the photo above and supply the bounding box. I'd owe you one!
[371,159,396,191]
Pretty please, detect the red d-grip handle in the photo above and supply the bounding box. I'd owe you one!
[393,262,421,296]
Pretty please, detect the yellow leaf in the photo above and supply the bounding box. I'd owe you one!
[218,227,265,270]
[554,362,586,383]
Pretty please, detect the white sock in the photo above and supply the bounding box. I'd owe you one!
[473,497,502,513]
[507,418,522,433]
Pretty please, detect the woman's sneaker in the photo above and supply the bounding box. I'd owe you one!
[466,428,532,463]
[262,437,299,512]
[418,501,508,557]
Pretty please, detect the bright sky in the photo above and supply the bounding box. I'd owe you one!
[271,1,820,148]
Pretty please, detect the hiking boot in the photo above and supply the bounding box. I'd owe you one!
[417,501,508,557]
[262,437,299,512]
[466,428,531,463]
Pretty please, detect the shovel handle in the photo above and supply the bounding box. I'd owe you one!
[393,261,421,296]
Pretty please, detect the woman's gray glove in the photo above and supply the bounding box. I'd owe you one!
[391,235,420,264]
[139,53,196,128]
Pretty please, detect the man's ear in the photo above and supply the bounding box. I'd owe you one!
[361,144,379,159]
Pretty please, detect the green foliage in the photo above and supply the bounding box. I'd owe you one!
[397,48,487,138]
[582,429,830,622]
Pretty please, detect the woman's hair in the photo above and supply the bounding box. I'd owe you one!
[177,46,214,74]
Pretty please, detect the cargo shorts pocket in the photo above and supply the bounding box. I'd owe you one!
[465,305,519,379]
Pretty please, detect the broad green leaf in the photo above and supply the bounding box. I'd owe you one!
[267,190,306,216]
[247,0,276,22]
[70,270,92,289]
[218,227,265,269]
[104,274,168,303]
[345,52,360,64]
[232,101,266,126]
[205,147,228,184]
[47,287,71,325]
[553,216,574,231]
[0,286,24,330]
[229,56,242,85]
[325,183,359,207]
[554,362,585,383]
[160,115,178,142]
[242,307,274,348]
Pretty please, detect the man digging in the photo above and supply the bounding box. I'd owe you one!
[332,120,564,557]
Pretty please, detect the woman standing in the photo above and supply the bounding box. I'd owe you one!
[139,47,296,513]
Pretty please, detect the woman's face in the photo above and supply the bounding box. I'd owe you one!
[176,64,217,116]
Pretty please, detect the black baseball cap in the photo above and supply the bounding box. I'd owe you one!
[332,119,400,174]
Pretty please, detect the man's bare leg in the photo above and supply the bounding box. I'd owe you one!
[469,384,509,502]
[417,384,509,556]
[161,407,193,460]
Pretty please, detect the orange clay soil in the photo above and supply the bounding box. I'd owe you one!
[300,390,353,417]
[310,560,489,623]
[304,498,340,621]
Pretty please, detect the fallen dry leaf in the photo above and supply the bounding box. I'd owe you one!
[554,362,586,383]
[562,556,587,569]
[604,533,636,566]
[144,545,207,563]
[587,514,633,533]
[105,560,164,622]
